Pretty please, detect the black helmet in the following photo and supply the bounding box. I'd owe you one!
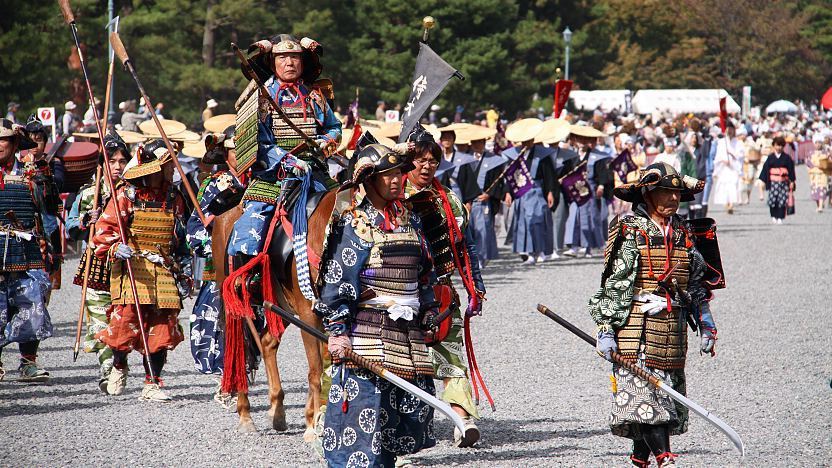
[350,144,414,186]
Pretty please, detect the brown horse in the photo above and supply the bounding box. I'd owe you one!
[211,189,337,440]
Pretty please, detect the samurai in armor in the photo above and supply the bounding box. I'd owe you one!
[22,116,65,293]
[403,125,486,447]
[0,119,54,383]
[185,125,245,407]
[66,130,130,392]
[588,163,720,468]
[316,144,439,467]
[92,139,191,401]
[227,34,341,263]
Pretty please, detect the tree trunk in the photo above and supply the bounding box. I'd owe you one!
[202,0,216,68]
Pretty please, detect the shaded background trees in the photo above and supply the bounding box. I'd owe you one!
[1,0,830,125]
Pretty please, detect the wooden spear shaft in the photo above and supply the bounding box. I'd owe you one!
[109,31,207,226]
[71,54,114,362]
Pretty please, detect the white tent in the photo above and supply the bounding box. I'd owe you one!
[765,100,798,114]
[570,90,631,113]
[631,89,740,115]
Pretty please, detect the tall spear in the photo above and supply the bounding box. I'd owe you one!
[71,15,119,362]
[108,32,207,226]
[59,0,156,381]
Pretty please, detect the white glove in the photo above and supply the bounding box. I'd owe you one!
[114,243,133,260]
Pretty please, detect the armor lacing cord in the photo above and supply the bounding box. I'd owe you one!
[277,81,308,122]
[431,178,495,411]
[221,203,286,395]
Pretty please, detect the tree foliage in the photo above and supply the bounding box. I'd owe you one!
[1,0,830,125]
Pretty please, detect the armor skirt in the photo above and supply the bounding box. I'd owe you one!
[608,353,689,440]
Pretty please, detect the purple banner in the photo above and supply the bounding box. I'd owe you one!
[560,161,592,206]
[611,149,637,183]
[505,155,534,199]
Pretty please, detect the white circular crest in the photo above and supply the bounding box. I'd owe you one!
[324,260,343,284]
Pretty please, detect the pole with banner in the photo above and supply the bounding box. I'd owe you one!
[719,95,728,134]
[553,78,573,119]
[397,17,465,143]
[37,107,56,142]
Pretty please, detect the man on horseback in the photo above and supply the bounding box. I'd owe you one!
[227,34,341,269]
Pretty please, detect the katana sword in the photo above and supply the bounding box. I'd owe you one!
[536,304,745,457]
[261,300,466,435]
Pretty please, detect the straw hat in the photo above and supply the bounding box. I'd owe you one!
[569,124,607,138]
[455,125,496,145]
[204,114,235,134]
[117,130,147,145]
[181,139,207,159]
[535,119,572,144]
[123,140,171,180]
[374,121,403,139]
[505,118,544,143]
[365,127,397,147]
[170,130,201,143]
[437,122,471,133]
[422,124,442,142]
[139,119,187,137]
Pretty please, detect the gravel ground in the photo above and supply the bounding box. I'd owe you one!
[2,166,830,467]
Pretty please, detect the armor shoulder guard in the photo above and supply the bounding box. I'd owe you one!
[312,78,334,101]
[123,183,137,203]
[235,79,258,111]
[600,213,637,286]
[346,209,374,244]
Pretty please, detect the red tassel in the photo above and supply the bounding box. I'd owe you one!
[220,204,287,394]
[430,179,494,409]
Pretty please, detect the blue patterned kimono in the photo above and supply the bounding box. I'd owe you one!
[0,160,53,348]
[186,172,242,374]
[315,199,438,468]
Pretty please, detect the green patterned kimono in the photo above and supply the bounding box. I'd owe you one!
[67,181,114,379]
[588,205,711,440]
[405,180,481,420]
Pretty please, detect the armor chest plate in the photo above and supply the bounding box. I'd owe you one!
[271,99,317,151]
[129,207,175,255]
[0,178,44,272]
[408,194,456,277]
[618,225,692,370]
[360,227,422,299]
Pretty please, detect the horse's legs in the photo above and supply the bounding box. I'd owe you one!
[262,331,287,431]
[298,311,324,442]
[236,391,257,433]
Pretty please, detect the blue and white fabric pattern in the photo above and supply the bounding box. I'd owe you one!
[323,364,436,468]
[0,270,53,347]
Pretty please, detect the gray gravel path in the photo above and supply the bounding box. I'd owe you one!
[2,167,830,467]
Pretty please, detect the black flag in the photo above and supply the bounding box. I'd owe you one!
[398,42,461,143]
